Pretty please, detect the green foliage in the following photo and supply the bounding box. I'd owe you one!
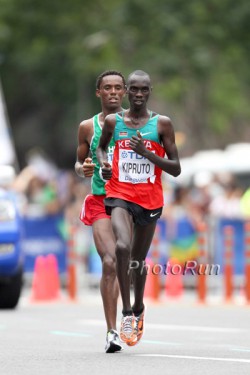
[0,0,249,167]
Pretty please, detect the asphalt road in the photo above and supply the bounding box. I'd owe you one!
[1,287,250,375]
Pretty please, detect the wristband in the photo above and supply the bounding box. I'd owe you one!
[99,167,106,182]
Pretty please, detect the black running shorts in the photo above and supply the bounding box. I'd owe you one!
[104,197,162,226]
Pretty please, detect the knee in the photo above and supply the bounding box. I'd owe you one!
[116,241,130,260]
[102,254,116,276]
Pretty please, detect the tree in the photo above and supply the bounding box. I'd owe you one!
[0,0,249,167]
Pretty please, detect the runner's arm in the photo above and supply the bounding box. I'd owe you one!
[75,121,96,178]
[130,116,181,177]
[97,114,116,180]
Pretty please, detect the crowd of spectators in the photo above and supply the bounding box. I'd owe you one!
[2,152,249,272]
[163,171,250,225]
[8,160,250,237]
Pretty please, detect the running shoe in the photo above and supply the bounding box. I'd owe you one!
[127,306,146,346]
[105,329,123,353]
[120,315,137,345]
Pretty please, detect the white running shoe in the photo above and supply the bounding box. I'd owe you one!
[105,329,123,353]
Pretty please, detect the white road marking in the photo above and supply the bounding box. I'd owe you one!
[79,319,244,333]
[53,323,250,359]
[146,323,243,333]
[231,347,250,353]
[134,354,250,364]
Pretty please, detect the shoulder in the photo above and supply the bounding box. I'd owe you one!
[157,115,175,138]
[77,117,96,145]
[158,115,173,129]
[105,113,117,122]
[158,115,172,125]
[104,113,118,127]
[79,116,94,130]
[151,112,171,126]
[78,117,95,136]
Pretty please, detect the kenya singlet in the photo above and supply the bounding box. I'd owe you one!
[105,111,166,209]
[90,114,115,195]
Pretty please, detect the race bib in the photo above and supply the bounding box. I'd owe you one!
[107,145,115,164]
[118,149,156,184]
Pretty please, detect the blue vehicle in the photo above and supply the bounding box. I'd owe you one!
[0,167,23,309]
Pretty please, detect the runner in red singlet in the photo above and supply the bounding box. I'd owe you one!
[97,70,181,347]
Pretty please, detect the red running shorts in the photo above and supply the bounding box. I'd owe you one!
[80,194,110,226]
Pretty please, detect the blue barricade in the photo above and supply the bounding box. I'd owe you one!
[214,218,245,275]
[21,214,67,273]
[148,218,198,265]
[86,217,246,276]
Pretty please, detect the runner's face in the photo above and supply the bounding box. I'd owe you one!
[127,75,151,109]
[96,75,126,110]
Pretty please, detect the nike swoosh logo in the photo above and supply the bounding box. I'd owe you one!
[150,212,160,217]
[140,131,152,137]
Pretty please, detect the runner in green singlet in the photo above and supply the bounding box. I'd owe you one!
[75,71,126,353]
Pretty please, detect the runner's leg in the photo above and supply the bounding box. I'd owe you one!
[93,218,119,330]
[131,221,157,312]
[111,207,133,313]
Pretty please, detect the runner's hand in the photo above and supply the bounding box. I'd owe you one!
[82,157,96,177]
[101,161,112,180]
[137,130,142,138]
[130,130,146,156]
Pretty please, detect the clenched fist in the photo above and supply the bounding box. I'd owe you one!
[82,157,96,177]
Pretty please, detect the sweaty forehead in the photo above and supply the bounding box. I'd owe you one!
[128,74,150,86]
[100,75,124,87]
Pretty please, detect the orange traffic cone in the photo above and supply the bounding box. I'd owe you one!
[144,258,161,302]
[31,256,48,301]
[46,254,60,300]
[31,254,61,302]
[67,225,77,301]
[165,258,184,298]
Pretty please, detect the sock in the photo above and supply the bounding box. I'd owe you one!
[132,305,144,317]
[107,329,116,335]
[122,310,133,316]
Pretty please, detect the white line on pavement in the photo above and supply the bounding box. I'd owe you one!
[79,319,244,333]
[231,348,250,353]
[135,354,250,363]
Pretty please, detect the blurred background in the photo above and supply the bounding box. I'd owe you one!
[1,0,250,168]
[0,0,250,306]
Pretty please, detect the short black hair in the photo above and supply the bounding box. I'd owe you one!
[127,70,150,81]
[96,70,126,89]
